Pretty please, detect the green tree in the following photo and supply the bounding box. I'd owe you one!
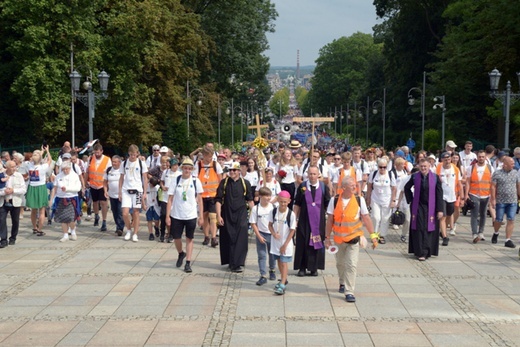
[269,88,289,118]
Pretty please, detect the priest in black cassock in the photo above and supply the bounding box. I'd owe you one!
[404,158,444,261]
[215,162,254,272]
[293,166,331,276]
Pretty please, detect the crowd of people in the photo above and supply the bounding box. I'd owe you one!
[1,138,519,301]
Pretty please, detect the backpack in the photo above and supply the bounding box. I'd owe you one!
[198,160,217,175]
[334,194,361,209]
[123,159,143,184]
[272,207,293,229]
[370,169,396,183]
[301,162,324,177]
[176,175,198,199]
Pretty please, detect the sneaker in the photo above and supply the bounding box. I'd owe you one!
[505,240,516,248]
[452,223,457,233]
[94,215,100,227]
[339,284,345,293]
[393,224,399,230]
[132,234,138,242]
[8,239,15,245]
[124,231,131,241]
[176,251,186,268]
[100,221,107,231]
[274,283,286,295]
[479,233,485,241]
[59,236,69,242]
[167,236,173,243]
[116,230,123,237]
[154,226,160,237]
[269,270,276,281]
[47,219,52,225]
[202,236,210,246]
[442,237,449,246]
[76,219,81,225]
[149,234,155,241]
[184,263,192,273]
[211,237,218,248]
[159,236,165,242]
[492,233,499,244]
[400,235,407,243]
[70,234,77,241]
[256,277,267,286]
[473,235,480,244]
[274,280,289,289]
[85,214,92,221]
[449,229,456,236]
[345,294,356,302]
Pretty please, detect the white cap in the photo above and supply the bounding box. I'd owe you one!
[159,146,169,153]
[445,140,457,148]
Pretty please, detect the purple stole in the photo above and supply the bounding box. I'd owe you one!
[304,181,324,249]
[411,172,436,232]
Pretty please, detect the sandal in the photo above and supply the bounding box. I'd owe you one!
[33,229,38,234]
[379,236,386,244]
[36,231,46,237]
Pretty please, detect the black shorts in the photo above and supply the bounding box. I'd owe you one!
[202,198,216,213]
[90,187,107,202]
[443,201,455,216]
[170,217,197,239]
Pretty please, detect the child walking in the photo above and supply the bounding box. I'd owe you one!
[146,177,161,241]
[269,190,296,295]
[250,187,275,285]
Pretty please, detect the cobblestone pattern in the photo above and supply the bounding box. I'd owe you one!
[387,232,518,347]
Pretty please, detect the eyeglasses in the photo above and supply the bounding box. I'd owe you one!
[153,149,160,152]
[379,166,387,169]
[334,158,341,160]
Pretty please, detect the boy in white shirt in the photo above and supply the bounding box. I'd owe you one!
[145,177,161,241]
[269,190,297,295]
[250,187,275,286]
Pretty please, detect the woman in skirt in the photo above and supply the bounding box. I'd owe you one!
[53,161,82,242]
[25,146,52,236]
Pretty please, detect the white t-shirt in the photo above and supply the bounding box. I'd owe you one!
[368,171,396,206]
[26,162,50,187]
[54,171,81,198]
[168,176,203,220]
[121,159,148,192]
[366,160,377,173]
[104,167,121,199]
[332,167,362,185]
[459,150,477,171]
[193,161,223,177]
[299,162,329,181]
[326,195,369,217]
[146,184,160,212]
[244,171,260,188]
[395,169,411,209]
[146,154,162,169]
[275,163,298,184]
[438,165,461,202]
[249,203,274,234]
[256,179,281,207]
[161,168,181,203]
[270,208,297,256]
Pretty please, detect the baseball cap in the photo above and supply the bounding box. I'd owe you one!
[160,146,169,153]
[441,151,451,159]
[395,150,405,158]
[62,153,71,159]
[497,151,506,159]
[445,140,457,148]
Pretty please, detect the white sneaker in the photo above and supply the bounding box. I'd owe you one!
[132,234,138,242]
[85,215,92,221]
[124,231,131,241]
[478,233,485,241]
[449,229,456,236]
[452,223,457,233]
[60,235,69,242]
[70,233,77,241]
[393,224,399,230]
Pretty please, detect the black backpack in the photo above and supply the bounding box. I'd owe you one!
[272,207,293,228]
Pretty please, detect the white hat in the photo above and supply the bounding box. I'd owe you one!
[445,140,457,148]
[159,146,169,153]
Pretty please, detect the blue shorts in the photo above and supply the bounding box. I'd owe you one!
[495,203,517,222]
[145,206,160,221]
[273,254,293,263]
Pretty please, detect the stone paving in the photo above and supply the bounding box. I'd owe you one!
[0,212,520,346]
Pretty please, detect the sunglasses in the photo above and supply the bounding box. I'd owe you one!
[153,149,160,152]
[334,158,341,160]
[379,166,387,169]
[229,169,239,172]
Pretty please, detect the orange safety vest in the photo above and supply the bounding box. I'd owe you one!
[436,163,460,194]
[336,166,357,196]
[88,155,110,189]
[198,162,220,198]
[332,196,364,244]
[469,164,492,197]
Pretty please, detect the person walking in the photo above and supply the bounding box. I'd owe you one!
[0,161,27,247]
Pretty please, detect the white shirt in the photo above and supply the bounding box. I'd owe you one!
[326,195,369,217]
[332,167,362,185]
[270,208,297,256]
[244,171,260,188]
[161,168,181,203]
[299,162,328,181]
[249,203,274,233]
[275,163,298,184]
[368,171,396,206]
[146,154,161,169]
[438,165,461,202]
[395,169,411,209]
[54,171,81,198]
[104,167,121,199]
[146,184,160,212]
[168,176,203,220]
[459,150,477,171]
[121,159,148,192]
[26,162,50,187]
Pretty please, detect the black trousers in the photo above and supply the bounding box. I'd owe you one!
[0,205,21,242]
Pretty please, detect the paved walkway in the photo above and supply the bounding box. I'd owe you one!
[0,212,519,346]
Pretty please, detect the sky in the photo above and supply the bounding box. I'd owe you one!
[266,0,381,67]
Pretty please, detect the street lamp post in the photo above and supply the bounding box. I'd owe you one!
[433,95,446,149]
[217,96,231,145]
[227,105,243,144]
[488,68,520,152]
[407,71,426,150]
[69,69,110,143]
[186,80,204,139]
[357,105,367,146]
[372,87,386,148]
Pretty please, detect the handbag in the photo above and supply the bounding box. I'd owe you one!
[465,197,475,210]
[391,208,405,226]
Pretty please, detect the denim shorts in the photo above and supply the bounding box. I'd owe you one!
[145,206,160,221]
[495,203,517,222]
[273,254,293,263]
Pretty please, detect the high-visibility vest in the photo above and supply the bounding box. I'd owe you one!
[332,196,364,244]
[336,166,357,196]
[436,163,460,194]
[198,161,220,198]
[88,155,110,189]
[469,164,492,197]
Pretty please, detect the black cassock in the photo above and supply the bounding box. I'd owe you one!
[404,172,443,258]
[293,182,331,272]
[215,178,253,269]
